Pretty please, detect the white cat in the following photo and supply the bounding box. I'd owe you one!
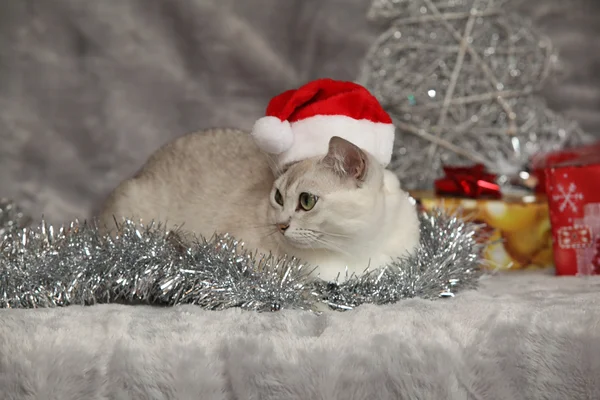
[99,128,420,281]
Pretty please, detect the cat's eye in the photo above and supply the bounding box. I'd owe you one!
[298,192,318,211]
[274,189,284,206]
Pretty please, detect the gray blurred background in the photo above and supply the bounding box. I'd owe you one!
[1,0,599,226]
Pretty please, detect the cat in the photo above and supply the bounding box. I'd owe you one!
[98,128,421,282]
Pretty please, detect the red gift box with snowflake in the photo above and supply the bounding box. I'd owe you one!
[544,144,600,275]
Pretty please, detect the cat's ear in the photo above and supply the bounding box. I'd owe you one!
[322,136,368,182]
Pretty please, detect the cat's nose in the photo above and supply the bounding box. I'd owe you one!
[276,222,289,233]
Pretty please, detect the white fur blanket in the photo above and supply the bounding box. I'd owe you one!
[2,271,600,399]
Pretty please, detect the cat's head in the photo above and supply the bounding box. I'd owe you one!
[267,136,390,252]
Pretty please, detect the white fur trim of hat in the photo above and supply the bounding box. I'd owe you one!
[250,78,396,170]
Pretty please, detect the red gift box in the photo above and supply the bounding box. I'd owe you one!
[544,142,600,275]
[532,141,600,194]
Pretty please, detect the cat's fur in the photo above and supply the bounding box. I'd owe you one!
[99,128,420,281]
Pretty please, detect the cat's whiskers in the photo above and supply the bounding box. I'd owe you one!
[287,229,351,257]
[300,235,317,253]
[308,229,356,251]
[309,229,352,239]
[314,237,353,257]
[312,229,373,253]
[301,231,319,254]
[283,229,316,251]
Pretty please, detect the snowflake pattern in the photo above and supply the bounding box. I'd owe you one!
[552,183,584,213]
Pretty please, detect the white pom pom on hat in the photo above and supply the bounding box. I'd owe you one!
[249,78,396,169]
[250,116,294,155]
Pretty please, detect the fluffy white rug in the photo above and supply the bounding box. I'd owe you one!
[2,270,600,399]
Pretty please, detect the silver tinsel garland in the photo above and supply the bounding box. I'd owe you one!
[359,0,590,190]
[0,198,31,238]
[0,200,485,312]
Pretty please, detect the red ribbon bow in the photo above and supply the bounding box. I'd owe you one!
[434,164,501,199]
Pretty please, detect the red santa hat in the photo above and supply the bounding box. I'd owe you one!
[250,78,395,170]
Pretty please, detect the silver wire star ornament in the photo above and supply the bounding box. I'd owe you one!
[359,0,589,190]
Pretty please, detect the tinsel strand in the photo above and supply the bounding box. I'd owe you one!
[0,198,32,238]
[0,200,485,312]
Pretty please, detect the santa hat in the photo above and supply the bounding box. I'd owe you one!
[250,78,395,170]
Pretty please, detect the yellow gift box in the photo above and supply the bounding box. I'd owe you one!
[410,191,554,270]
